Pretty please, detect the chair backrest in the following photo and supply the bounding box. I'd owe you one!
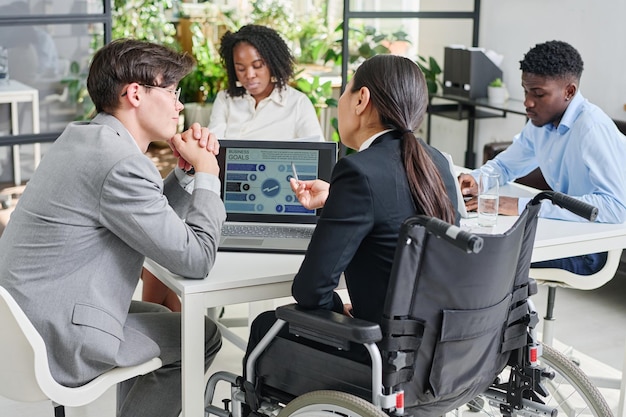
[379,202,541,411]
[530,249,623,291]
[0,285,51,402]
[0,286,163,407]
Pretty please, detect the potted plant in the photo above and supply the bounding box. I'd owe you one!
[380,30,412,56]
[58,60,94,121]
[322,22,393,71]
[487,77,509,104]
[178,21,229,129]
[293,73,338,120]
[292,14,334,66]
[416,55,443,95]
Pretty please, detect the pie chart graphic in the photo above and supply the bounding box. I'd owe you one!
[261,178,280,197]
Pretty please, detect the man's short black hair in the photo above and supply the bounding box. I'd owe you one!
[519,40,584,81]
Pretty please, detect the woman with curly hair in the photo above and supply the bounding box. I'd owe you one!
[141,25,325,310]
[208,24,325,141]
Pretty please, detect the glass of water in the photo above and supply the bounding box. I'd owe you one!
[0,46,8,85]
[478,170,499,227]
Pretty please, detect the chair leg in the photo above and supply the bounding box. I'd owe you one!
[54,405,66,417]
[542,286,557,347]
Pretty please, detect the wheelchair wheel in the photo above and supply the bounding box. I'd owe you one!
[450,344,613,416]
[278,390,388,417]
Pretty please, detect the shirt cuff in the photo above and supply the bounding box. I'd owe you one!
[194,172,221,196]
[518,197,531,215]
[174,167,195,194]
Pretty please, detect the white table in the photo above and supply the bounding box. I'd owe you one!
[144,253,305,417]
[461,182,626,262]
[145,188,626,417]
[0,80,40,185]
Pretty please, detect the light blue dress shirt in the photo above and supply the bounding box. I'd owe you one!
[472,92,626,223]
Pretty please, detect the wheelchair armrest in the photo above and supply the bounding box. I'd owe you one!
[276,304,383,350]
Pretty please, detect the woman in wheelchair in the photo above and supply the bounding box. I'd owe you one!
[243,53,459,408]
[223,54,610,417]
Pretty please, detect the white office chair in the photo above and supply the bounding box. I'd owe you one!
[0,286,162,417]
[530,248,626,417]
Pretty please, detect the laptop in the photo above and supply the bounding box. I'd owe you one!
[442,152,475,219]
[216,139,338,253]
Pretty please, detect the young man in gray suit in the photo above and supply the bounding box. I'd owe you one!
[0,39,225,417]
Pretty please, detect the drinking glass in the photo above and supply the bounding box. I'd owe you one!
[0,46,8,85]
[478,171,499,227]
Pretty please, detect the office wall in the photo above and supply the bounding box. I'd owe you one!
[427,0,626,167]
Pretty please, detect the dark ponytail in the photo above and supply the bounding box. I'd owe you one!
[402,132,455,224]
[350,55,455,223]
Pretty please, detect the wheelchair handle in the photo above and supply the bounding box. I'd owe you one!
[410,216,483,254]
[531,191,598,222]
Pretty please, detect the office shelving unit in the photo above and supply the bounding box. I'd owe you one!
[340,0,482,91]
[338,1,481,157]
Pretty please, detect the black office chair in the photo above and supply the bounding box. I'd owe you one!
[205,192,601,417]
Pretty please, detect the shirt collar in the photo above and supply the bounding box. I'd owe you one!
[359,129,394,152]
[245,85,287,107]
[552,92,585,134]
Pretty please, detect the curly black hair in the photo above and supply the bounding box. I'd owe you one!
[219,24,295,98]
[519,40,584,81]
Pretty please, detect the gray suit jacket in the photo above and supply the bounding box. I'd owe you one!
[0,113,225,386]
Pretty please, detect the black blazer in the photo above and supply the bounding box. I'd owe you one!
[292,132,459,324]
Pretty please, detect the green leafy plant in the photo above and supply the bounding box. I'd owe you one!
[59,61,94,120]
[293,74,338,118]
[416,55,443,95]
[249,0,296,42]
[323,22,393,68]
[54,0,178,122]
[293,15,333,65]
[385,30,411,43]
[489,77,504,87]
[112,0,178,49]
[178,22,228,104]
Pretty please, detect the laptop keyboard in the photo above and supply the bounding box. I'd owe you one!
[222,224,314,239]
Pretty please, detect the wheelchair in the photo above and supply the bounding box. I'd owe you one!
[205,191,612,417]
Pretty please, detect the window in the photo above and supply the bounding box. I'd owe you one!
[0,0,111,184]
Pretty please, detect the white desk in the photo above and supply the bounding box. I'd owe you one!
[145,189,626,416]
[0,80,40,185]
[462,182,626,262]
[144,253,305,417]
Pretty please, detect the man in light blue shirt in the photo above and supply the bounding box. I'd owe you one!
[459,40,626,275]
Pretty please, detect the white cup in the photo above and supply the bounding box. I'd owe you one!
[478,171,499,227]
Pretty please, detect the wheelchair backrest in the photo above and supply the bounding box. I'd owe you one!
[380,202,541,405]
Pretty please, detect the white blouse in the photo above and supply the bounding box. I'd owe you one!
[207,85,325,141]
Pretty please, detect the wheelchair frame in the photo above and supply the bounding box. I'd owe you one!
[204,192,612,417]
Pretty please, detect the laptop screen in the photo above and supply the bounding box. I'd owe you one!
[217,139,338,224]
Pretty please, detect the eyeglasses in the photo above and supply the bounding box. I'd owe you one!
[140,84,181,103]
[121,84,181,103]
